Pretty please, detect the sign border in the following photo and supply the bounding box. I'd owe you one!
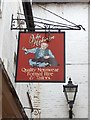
[15,31,66,83]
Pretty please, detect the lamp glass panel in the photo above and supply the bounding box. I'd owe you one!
[65,87,76,92]
[65,87,76,101]
[67,92,75,101]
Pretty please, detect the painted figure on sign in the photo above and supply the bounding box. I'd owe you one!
[22,42,58,67]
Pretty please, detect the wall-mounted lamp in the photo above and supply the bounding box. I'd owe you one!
[63,78,78,119]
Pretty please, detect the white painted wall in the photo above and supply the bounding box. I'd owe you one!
[32,3,88,118]
[0,1,33,118]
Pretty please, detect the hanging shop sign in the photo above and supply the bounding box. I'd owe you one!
[15,32,65,82]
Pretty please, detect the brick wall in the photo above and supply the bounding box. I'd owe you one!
[31,3,88,118]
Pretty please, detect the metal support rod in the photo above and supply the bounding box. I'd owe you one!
[11,14,13,30]
[69,108,73,119]
[69,101,73,119]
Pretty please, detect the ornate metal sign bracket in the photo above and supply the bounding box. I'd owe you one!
[11,14,85,32]
[11,14,27,30]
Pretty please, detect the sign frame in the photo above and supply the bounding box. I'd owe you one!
[15,31,65,83]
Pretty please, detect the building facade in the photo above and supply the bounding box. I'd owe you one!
[0,0,33,119]
[0,0,89,119]
[32,1,88,118]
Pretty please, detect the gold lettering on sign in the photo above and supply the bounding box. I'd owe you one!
[21,67,59,80]
[29,34,54,47]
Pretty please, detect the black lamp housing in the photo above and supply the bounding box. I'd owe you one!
[63,78,78,119]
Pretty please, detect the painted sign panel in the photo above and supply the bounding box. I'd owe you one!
[15,32,65,82]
